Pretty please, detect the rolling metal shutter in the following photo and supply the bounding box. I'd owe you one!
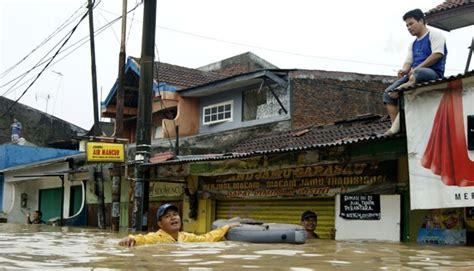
[216,198,335,239]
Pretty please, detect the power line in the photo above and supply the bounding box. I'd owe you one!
[156,25,406,69]
[1,2,142,98]
[0,10,90,119]
[0,32,69,96]
[125,0,141,47]
[0,1,89,79]
[96,6,407,70]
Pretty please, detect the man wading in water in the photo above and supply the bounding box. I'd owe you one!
[119,203,239,246]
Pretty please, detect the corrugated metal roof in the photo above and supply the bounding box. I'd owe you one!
[147,114,393,165]
[397,70,474,92]
[0,144,82,170]
[231,114,390,153]
[0,152,85,173]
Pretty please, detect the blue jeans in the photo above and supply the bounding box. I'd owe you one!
[383,68,440,105]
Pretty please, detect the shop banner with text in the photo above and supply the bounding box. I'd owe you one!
[200,161,396,199]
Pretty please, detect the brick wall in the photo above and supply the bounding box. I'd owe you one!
[291,76,391,128]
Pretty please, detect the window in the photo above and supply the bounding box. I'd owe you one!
[203,101,233,125]
[242,87,267,121]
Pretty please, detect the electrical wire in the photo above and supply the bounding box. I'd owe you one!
[1,1,142,98]
[0,1,89,79]
[125,0,141,47]
[0,32,69,96]
[0,10,90,119]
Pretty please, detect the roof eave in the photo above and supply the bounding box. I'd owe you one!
[426,3,474,31]
[178,69,290,97]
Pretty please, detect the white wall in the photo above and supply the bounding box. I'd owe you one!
[335,194,400,242]
[3,162,73,223]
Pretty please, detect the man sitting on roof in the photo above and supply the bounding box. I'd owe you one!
[383,8,447,135]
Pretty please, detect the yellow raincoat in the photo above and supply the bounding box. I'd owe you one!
[131,225,231,245]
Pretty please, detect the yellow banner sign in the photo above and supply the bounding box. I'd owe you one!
[86,142,125,162]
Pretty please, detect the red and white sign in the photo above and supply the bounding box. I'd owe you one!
[405,78,474,209]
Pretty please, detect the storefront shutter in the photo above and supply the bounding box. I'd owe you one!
[216,198,335,239]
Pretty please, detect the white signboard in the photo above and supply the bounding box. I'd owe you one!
[335,194,400,241]
[405,78,474,209]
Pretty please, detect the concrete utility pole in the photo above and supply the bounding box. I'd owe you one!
[87,0,100,135]
[88,0,106,229]
[111,0,128,232]
[132,0,157,232]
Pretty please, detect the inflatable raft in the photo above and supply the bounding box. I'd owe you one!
[212,217,306,244]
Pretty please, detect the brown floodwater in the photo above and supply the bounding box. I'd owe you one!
[1,223,474,270]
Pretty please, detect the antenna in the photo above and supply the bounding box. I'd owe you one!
[35,91,51,113]
[52,70,63,76]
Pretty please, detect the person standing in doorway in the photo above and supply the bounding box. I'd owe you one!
[26,210,46,224]
[382,8,447,135]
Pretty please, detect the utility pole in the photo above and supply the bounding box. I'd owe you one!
[88,0,100,135]
[88,0,106,230]
[132,0,157,232]
[111,0,128,232]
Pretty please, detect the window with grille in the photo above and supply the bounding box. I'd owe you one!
[203,101,233,125]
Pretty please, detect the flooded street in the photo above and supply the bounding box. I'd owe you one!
[2,223,474,270]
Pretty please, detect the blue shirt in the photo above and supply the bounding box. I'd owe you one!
[411,32,447,77]
[11,121,22,136]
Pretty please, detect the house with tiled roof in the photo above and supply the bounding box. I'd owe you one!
[101,56,227,141]
[102,52,393,154]
[99,51,402,234]
[140,113,405,239]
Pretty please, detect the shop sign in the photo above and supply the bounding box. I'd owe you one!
[200,161,395,199]
[339,194,381,220]
[150,182,184,198]
[86,142,125,162]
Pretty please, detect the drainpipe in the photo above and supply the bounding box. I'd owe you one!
[59,175,64,226]
[175,125,179,156]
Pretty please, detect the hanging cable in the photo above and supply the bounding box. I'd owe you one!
[125,0,141,46]
[1,1,143,98]
[0,1,88,79]
[0,10,90,119]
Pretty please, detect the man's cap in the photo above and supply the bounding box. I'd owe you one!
[156,203,179,219]
[301,210,317,221]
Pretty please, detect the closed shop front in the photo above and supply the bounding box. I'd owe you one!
[197,160,398,239]
[216,198,335,239]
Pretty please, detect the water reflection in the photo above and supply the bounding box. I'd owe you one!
[1,223,474,270]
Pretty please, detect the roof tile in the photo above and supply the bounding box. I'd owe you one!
[426,0,473,15]
[231,114,391,153]
[131,57,226,89]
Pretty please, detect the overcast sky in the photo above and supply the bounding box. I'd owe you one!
[1,0,473,129]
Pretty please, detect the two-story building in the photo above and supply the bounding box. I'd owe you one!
[98,52,403,236]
